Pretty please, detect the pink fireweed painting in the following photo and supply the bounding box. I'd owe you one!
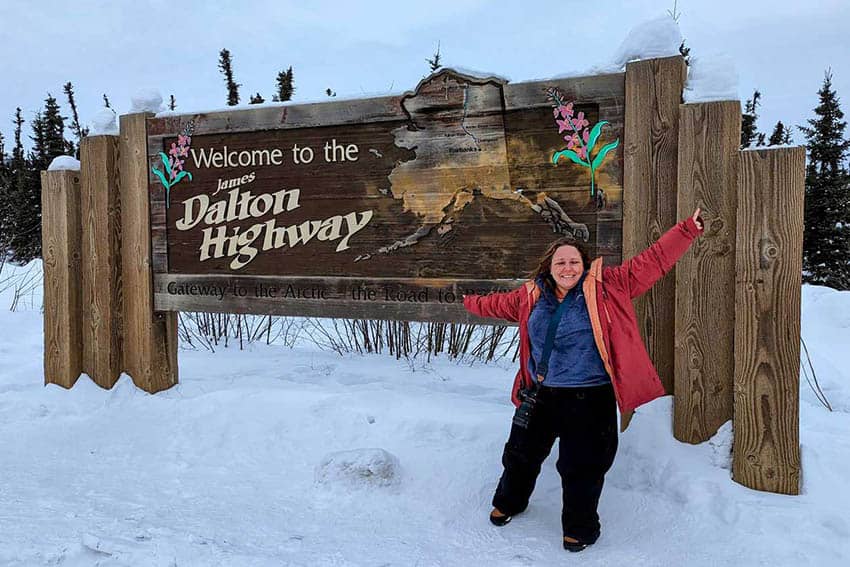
[152,121,195,208]
[547,87,619,202]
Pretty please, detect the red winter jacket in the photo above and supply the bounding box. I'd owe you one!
[463,217,703,423]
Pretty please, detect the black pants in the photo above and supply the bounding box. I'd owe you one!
[492,383,618,543]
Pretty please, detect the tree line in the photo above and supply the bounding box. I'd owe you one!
[0,51,848,290]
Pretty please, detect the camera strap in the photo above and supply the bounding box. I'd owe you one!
[535,285,575,383]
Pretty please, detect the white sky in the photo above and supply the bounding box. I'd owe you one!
[1,0,848,150]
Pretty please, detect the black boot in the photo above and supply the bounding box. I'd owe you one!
[489,508,512,527]
[563,537,589,552]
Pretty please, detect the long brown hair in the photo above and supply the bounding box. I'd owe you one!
[527,237,592,293]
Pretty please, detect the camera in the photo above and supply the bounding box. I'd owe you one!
[512,382,541,429]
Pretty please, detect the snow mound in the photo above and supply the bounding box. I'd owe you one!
[316,448,400,487]
[612,15,683,68]
[684,54,740,103]
[89,108,118,135]
[708,420,733,470]
[130,88,163,113]
[47,155,80,171]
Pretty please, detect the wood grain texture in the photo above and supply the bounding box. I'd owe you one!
[674,101,741,444]
[119,113,178,393]
[80,136,122,388]
[623,56,686,395]
[732,148,804,495]
[41,170,83,388]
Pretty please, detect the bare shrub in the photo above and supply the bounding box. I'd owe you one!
[178,312,304,352]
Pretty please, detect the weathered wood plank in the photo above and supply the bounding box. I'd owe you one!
[154,274,521,324]
[623,56,686,396]
[732,147,804,495]
[147,94,406,138]
[120,113,178,393]
[41,170,83,388]
[80,136,122,388]
[674,101,741,444]
[503,72,625,109]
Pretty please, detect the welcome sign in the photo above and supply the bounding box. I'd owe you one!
[147,69,626,321]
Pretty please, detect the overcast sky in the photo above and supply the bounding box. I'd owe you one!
[1,0,848,151]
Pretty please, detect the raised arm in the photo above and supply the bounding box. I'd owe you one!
[462,286,525,323]
[606,209,705,299]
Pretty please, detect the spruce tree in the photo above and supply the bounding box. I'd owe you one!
[169,95,176,110]
[768,121,794,146]
[218,49,241,106]
[4,108,34,263]
[0,130,8,257]
[35,94,67,168]
[427,42,442,72]
[799,70,850,289]
[63,82,88,155]
[275,67,294,102]
[1,109,26,257]
[741,89,762,148]
[768,121,785,146]
[6,96,70,263]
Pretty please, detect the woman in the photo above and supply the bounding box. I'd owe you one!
[463,209,704,552]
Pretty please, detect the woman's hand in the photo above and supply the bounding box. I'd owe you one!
[692,208,704,231]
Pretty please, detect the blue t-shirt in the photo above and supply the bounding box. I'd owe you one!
[527,274,610,388]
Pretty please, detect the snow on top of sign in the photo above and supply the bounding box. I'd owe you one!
[438,66,510,83]
[611,15,683,68]
[47,155,81,171]
[130,88,164,113]
[155,95,396,118]
[683,54,740,103]
[89,107,119,135]
[155,67,510,119]
[539,62,623,82]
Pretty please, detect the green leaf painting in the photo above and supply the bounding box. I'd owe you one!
[151,121,195,208]
[546,87,620,198]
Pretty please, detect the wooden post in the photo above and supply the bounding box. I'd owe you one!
[623,56,687,409]
[119,113,178,392]
[41,170,83,388]
[674,101,741,444]
[80,136,122,388]
[732,148,804,495]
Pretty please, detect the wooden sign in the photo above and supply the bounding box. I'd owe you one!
[148,69,626,322]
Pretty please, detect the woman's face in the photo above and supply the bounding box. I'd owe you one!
[550,245,584,294]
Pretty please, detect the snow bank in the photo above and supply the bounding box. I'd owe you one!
[316,448,401,488]
[0,283,847,565]
[46,155,80,171]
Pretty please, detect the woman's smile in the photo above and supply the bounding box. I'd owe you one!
[551,245,585,294]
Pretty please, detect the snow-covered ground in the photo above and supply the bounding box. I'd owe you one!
[0,262,848,566]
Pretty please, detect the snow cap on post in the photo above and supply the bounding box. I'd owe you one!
[89,107,119,135]
[612,15,683,68]
[130,88,164,113]
[47,155,81,171]
[683,55,740,103]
